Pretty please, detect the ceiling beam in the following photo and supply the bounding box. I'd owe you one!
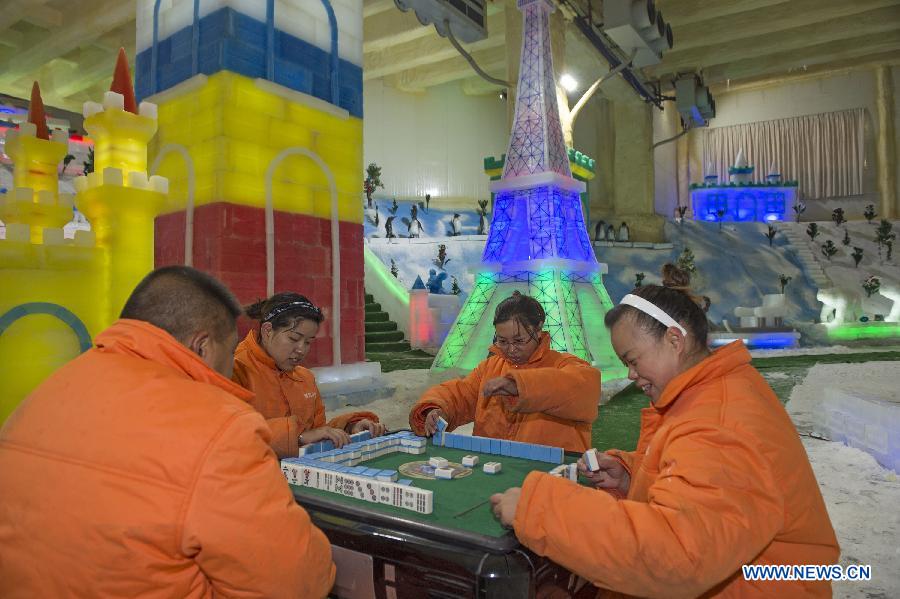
[387,48,506,92]
[655,0,790,26]
[708,51,900,95]
[364,0,396,18]
[365,11,506,80]
[0,28,24,49]
[364,9,434,54]
[0,0,135,88]
[20,2,63,29]
[703,30,900,85]
[670,0,900,53]
[648,5,900,78]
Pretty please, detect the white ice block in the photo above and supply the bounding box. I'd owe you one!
[461,455,479,468]
[429,457,449,469]
[483,462,502,474]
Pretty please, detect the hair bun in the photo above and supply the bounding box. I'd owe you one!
[661,263,691,290]
[243,298,266,321]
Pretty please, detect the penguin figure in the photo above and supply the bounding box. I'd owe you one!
[478,212,488,235]
[451,213,462,236]
[618,222,630,242]
[408,217,422,238]
[594,220,606,242]
[605,224,616,241]
[385,215,396,238]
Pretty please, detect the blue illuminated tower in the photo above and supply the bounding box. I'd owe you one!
[432,0,625,380]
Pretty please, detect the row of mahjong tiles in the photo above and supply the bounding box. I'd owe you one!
[281,430,577,516]
[432,416,566,464]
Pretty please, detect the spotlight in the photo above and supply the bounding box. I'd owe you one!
[559,73,578,92]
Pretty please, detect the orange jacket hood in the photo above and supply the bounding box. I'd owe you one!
[96,319,254,400]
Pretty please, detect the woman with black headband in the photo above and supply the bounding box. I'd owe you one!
[490,264,839,598]
[233,292,385,459]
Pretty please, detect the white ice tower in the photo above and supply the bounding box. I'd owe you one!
[431,0,625,381]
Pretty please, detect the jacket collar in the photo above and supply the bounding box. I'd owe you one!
[94,319,253,400]
[655,341,751,410]
[489,331,552,366]
[237,329,304,380]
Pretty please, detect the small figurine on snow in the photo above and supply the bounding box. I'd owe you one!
[407,216,423,238]
[450,213,462,237]
[605,224,616,242]
[617,222,630,242]
[426,269,448,294]
[594,220,606,242]
[385,215,396,239]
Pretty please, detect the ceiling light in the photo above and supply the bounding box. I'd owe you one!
[560,73,578,92]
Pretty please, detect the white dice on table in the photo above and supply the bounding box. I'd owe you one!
[429,456,449,469]
[434,467,454,480]
[461,455,479,468]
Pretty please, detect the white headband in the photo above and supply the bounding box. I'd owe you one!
[620,294,688,336]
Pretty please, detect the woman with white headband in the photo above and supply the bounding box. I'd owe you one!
[491,263,838,598]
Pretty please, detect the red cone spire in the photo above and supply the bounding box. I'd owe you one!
[26,81,51,140]
[110,47,138,114]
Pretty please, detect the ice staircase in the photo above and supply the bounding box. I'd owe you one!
[364,292,434,371]
[781,223,832,289]
[365,293,411,353]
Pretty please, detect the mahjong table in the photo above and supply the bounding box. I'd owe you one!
[289,436,585,598]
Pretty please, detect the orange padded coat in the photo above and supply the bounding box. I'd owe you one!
[512,341,839,598]
[0,320,335,599]
[409,333,600,452]
[232,331,378,458]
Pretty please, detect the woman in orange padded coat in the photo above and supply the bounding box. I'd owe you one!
[491,265,839,598]
[233,292,385,459]
[409,291,601,452]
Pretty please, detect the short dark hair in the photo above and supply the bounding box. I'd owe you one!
[493,291,545,331]
[244,292,324,333]
[120,266,241,342]
[604,263,709,347]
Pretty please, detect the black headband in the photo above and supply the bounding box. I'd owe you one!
[263,300,322,323]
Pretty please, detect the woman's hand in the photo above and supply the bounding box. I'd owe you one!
[490,487,521,528]
[302,426,351,449]
[351,418,387,437]
[482,376,518,398]
[423,409,447,436]
[577,452,631,495]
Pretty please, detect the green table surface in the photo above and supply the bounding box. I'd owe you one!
[291,441,580,540]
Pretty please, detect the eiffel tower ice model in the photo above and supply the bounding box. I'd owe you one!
[431,0,624,380]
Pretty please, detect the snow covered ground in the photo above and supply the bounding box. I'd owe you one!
[781,219,900,317]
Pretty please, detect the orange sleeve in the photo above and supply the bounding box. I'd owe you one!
[507,356,600,423]
[181,411,335,598]
[232,361,301,460]
[513,422,784,598]
[327,411,380,432]
[266,416,301,459]
[409,360,486,434]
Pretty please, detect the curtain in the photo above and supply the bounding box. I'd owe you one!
[700,108,865,200]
